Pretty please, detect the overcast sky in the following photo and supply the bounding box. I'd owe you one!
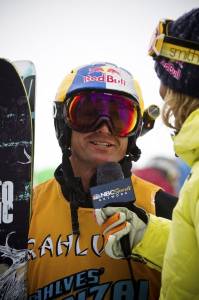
[1,0,198,171]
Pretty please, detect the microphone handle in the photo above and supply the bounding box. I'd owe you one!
[120,234,132,258]
[120,234,136,283]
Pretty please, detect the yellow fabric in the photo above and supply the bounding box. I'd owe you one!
[160,109,199,300]
[134,109,199,300]
[132,175,159,215]
[28,175,161,299]
[133,214,171,271]
[173,108,199,167]
[55,69,77,102]
[134,79,144,115]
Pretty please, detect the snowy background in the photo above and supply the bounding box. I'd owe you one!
[0,0,198,174]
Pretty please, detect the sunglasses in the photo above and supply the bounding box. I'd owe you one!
[65,91,139,137]
[148,19,199,66]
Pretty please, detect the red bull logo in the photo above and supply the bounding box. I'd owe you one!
[83,74,126,86]
[86,66,125,85]
[88,67,105,74]
[160,60,182,80]
[106,68,121,76]
[88,66,121,76]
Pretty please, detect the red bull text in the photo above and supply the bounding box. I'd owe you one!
[83,74,126,86]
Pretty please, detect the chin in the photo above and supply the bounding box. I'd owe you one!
[93,157,119,166]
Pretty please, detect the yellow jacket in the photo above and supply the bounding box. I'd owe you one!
[134,109,199,300]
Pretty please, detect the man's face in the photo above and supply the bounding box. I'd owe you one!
[70,123,128,168]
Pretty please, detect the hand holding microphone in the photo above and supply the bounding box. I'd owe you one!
[95,206,148,259]
[90,162,149,259]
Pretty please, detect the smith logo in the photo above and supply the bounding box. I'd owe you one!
[83,74,126,85]
[169,47,199,65]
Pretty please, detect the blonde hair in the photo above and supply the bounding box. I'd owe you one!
[162,88,199,133]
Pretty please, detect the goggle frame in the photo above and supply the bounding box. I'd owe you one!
[64,90,142,138]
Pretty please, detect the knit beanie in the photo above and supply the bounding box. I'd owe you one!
[154,8,199,98]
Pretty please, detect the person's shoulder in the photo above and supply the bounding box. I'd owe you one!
[33,178,57,196]
[32,178,60,210]
[132,174,162,192]
[132,174,178,219]
[131,174,162,215]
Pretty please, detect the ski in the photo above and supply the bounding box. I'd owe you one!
[13,60,36,149]
[0,58,33,299]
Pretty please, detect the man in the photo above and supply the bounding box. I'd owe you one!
[28,62,177,299]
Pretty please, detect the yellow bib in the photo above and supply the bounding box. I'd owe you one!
[28,176,161,299]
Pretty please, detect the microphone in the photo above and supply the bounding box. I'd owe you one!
[90,162,135,209]
[90,162,135,257]
[141,104,160,136]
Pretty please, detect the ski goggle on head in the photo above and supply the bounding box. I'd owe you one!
[65,91,140,137]
[148,19,199,66]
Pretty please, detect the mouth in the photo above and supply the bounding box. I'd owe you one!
[90,141,114,148]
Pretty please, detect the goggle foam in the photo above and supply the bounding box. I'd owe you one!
[66,91,139,137]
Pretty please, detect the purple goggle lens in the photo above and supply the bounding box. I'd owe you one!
[67,91,139,137]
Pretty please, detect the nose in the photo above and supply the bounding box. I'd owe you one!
[96,122,112,134]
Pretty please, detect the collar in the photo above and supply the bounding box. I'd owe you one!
[54,153,133,207]
[173,108,199,167]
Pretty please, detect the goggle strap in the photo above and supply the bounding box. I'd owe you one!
[53,102,65,119]
[149,19,199,66]
[151,35,199,66]
[160,40,199,66]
